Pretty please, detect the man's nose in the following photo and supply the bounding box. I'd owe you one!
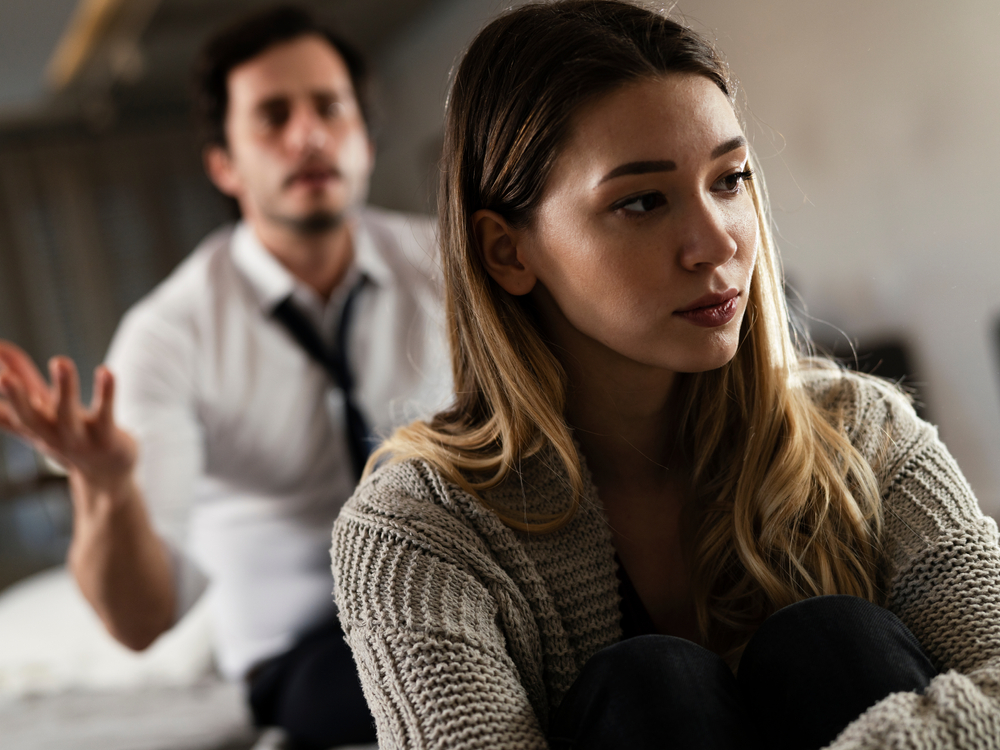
[676,196,739,272]
[286,106,327,153]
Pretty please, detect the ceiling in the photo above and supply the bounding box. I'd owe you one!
[0,0,440,134]
[0,0,79,119]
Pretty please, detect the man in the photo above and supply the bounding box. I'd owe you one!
[0,7,449,748]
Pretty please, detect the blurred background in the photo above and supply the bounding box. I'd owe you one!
[1,0,999,596]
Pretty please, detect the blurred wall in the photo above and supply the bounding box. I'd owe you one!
[0,127,230,393]
[0,126,230,588]
[368,0,1000,518]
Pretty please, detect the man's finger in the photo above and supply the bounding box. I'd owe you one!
[51,357,81,430]
[0,371,56,443]
[0,399,26,437]
[0,341,52,396]
[0,399,70,467]
[89,366,117,433]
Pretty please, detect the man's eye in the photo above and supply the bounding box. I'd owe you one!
[318,98,346,119]
[617,193,666,214]
[714,170,754,194]
[259,103,290,128]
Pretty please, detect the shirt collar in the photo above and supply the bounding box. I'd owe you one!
[231,221,301,313]
[351,212,394,289]
[231,214,388,322]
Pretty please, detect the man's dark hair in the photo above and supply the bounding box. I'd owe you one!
[193,5,371,149]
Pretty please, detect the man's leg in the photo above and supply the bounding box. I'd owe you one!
[249,615,376,750]
[738,595,938,750]
[548,634,759,750]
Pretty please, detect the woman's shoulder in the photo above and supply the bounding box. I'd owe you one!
[797,359,996,552]
[333,457,513,565]
[796,359,933,470]
[340,457,484,527]
[796,358,918,419]
[344,444,579,523]
[349,457,447,510]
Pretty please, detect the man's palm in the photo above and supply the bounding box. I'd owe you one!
[0,342,136,487]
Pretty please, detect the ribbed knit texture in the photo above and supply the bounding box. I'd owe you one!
[331,371,1000,749]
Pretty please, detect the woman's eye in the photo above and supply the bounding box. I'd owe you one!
[714,170,754,194]
[617,193,666,214]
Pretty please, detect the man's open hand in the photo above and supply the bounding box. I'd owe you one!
[0,341,137,492]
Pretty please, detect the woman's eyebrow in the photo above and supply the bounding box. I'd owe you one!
[598,137,747,185]
[712,135,747,159]
[599,160,677,184]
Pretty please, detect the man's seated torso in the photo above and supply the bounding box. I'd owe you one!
[106,207,451,678]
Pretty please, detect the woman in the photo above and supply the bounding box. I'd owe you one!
[331,2,1000,748]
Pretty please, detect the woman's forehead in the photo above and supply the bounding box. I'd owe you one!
[556,74,744,180]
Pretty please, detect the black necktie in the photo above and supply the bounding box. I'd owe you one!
[271,277,372,480]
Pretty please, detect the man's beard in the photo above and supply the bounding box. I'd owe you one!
[276,209,345,235]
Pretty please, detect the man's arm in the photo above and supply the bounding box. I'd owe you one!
[0,342,174,650]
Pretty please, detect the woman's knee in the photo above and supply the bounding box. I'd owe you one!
[557,634,745,727]
[745,596,920,660]
[739,595,936,697]
[575,635,730,700]
[551,636,749,750]
[756,595,895,637]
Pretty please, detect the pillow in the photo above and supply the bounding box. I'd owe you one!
[0,566,214,698]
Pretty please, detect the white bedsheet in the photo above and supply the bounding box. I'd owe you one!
[0,566,213,697]
[0,568,376,750]
[0,679,256,750]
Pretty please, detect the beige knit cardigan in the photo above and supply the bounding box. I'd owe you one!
[331,371,1000,749]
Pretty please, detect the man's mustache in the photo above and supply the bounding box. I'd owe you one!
[282,162,340,188]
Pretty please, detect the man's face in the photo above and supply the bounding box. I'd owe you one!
[207,34,373,234]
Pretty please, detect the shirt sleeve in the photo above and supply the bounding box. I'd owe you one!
[106,305,209,621]
[827,381,1000,749]
[331,463,550,750]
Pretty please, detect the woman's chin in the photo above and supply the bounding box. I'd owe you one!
[648,337,741,375]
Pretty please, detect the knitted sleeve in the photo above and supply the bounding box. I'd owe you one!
[331,461,550,750]
[826,377,1000,749]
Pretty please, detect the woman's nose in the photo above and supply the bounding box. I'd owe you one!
[676,197,739,271]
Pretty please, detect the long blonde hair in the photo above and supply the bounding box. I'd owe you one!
[374,0,884,656]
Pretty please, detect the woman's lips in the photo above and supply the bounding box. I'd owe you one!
[675,291,739,328]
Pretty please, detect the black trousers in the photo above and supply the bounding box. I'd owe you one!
[549,596,938,750]
[248,614,376,749]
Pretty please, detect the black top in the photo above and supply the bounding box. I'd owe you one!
[615,555,657,639]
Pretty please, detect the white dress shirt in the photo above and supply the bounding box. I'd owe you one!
[105,208,452,679]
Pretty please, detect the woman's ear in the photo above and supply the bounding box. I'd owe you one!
[471,209,537,296]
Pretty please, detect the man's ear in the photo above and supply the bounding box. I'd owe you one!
[203,145,242,198]
[471,209,537,296]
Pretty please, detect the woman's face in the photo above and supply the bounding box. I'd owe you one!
[520,74,758,377]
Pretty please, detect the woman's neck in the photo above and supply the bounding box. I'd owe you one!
[532,282,684,492]
[562,333,700,643]
[552,338,680,493]
[565,366,680,490]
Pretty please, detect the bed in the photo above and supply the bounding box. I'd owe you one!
[0,566,258,750]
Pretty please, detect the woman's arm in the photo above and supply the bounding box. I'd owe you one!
[827,380,1000,748]
[331,461,550,750]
